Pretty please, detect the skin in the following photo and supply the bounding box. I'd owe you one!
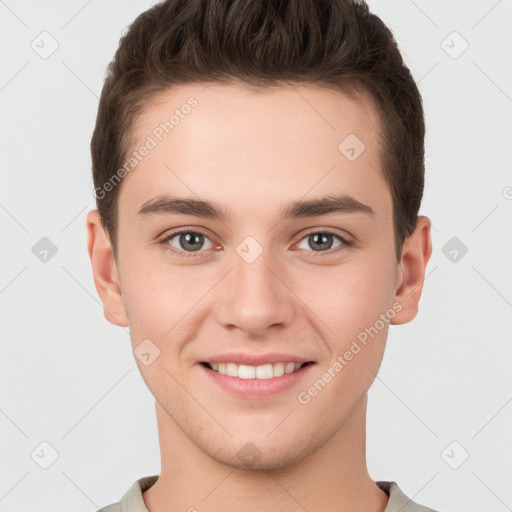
[87,82,432,512]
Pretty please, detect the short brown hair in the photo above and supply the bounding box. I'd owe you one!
[91,0,425,260]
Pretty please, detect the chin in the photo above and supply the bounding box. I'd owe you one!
[202,432,319,472]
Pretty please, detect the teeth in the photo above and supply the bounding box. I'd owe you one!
[239,364,256,379]
[208,361,307,379]
[226,362,238,377]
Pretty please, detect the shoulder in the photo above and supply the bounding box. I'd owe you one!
[93,475,159,512]
[377,481,443,512]
[95,505,120,512]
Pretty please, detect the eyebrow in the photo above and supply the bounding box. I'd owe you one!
[136,194,374,222]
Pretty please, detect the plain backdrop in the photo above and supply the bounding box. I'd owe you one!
[1,1,511,511]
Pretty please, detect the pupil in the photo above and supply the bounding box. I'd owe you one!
[310,233,333,251]
[181,232,203,251]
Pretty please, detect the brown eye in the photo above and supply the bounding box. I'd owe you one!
[176,232,205,251]
[297,231,346,253]
[162,230,215,255]
[308,233,335,251]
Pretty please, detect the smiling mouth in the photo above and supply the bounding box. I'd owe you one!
[200,361,314,379]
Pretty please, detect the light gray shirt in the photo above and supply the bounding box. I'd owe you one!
[97,475,441,511]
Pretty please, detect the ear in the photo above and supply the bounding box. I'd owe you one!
[390,215,433,325]
[86,209,129,327]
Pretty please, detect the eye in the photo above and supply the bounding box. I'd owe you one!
[295,230,352,255]
[160,230,216,257]
[158,228,353,259]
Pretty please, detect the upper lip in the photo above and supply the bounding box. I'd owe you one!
[200,352,315,366]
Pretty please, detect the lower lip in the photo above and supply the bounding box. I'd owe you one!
[198,363,315,399]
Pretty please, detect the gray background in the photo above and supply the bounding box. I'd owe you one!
[1,1,511,510]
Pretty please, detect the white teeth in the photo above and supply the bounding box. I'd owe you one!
[255,364,273,380]
[226,362,238,377]
[284,362,295,374]
[207,361,307,379]
[272,362,285,377]
[238,364,256,379]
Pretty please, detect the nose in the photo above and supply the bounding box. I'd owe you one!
[215,248,295,336]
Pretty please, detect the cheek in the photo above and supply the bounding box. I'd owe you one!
[296,265,394,410]
[119,234,397,351]
[119,256,215,344]
[296,256,396,347]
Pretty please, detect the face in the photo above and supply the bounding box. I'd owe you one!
[92,82,409,470]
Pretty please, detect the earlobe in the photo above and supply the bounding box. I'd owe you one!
[86,210,129,327]
[390,216,433,325]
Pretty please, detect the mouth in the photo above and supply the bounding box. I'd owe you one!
[200,361,314,379]
[198,359,315,399]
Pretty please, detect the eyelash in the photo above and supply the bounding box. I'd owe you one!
[157,228,354,259]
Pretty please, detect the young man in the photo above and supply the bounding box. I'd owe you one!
[87,1,438,511]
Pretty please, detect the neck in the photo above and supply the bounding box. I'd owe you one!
[143,394,389,512]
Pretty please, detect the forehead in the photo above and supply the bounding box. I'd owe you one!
[120,82,391,225]
[134,81,380,153]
